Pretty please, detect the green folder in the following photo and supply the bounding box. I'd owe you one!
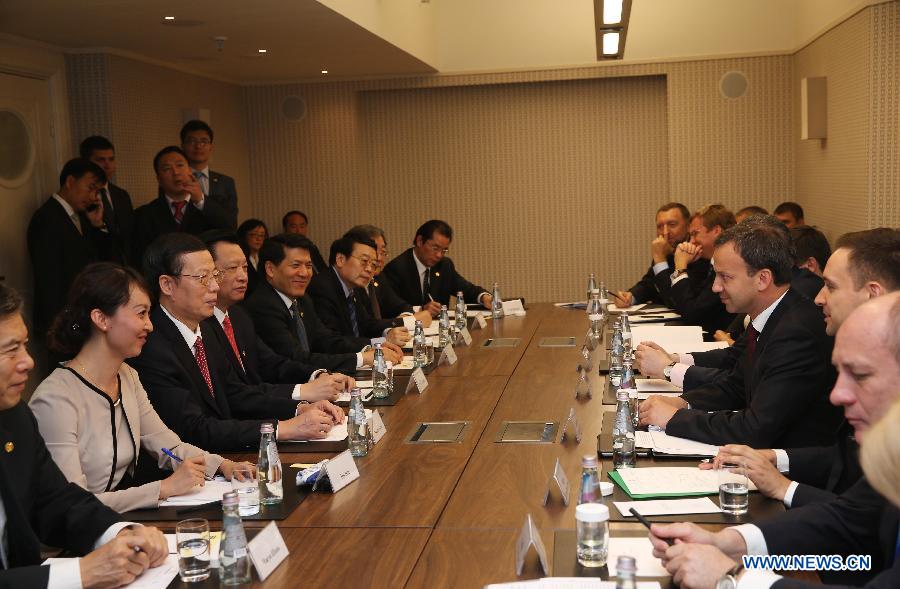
[608,470,715,499]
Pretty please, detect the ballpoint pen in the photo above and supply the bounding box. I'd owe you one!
[161,447,214,481]
[629,507,674,546]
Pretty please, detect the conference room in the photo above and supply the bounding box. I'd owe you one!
[1,1,899,588]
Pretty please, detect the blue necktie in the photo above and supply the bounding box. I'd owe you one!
[347,294,359,337]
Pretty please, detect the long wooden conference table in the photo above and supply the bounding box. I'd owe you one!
[159,303,815,588]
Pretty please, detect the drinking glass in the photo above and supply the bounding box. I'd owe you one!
[176,518,211,582]
[717,462,749,515]
[231,465,259,516]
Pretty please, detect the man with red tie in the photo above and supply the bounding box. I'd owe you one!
[128,232,344,452]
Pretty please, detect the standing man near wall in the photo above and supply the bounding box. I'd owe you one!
[79,135,135,266]
[180,120,238,229]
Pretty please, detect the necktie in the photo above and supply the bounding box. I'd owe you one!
[422,268,431,305]
[70,212,83,235]
[347,293,360,337]
[290,301,310,353]
[172,200,187,224]
[368,283,382,320]
[99,187,116,230]
[193,337,215,397]
[194,171,209,196]
[221,315,244,371]
[745,324,759,366]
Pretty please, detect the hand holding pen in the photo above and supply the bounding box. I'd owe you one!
[159,448,211,500]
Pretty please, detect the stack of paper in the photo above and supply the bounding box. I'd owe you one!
[607,303,648,313]
[630,326,703,350]
[47,555,181,588]
[636,379,683,398]
[610,467,755,498]
[159,481,234,507]
[649,431,719,457]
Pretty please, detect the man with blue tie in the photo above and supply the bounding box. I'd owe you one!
[181,120,238,230]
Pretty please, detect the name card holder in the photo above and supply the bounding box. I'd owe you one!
[515,513,549,575]
[472,314,488,329]
[542,457,570,506]
[438,344,458,366]
[575,365,592,399]
[502,299,527,317]
[560,407,582,444]
[247,521,289,581]
[311,449,360,493]
[457,327,473,346]
[404,367,429,394]
[368,409,387,444]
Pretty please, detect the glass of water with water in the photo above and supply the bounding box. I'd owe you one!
[575,503,610,567]
[176,518,211,582]
[231,465,259,516]
[717,462,749,515]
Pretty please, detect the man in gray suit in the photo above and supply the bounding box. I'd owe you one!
[181,119,238,229]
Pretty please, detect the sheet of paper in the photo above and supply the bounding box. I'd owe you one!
[616,467,755,495]
[631,326,703,350]
[607,303,648,313]
[159,480,234,506]
[356,380,374,389]
[634,430,655,449]
[649,431,720,457]
[46,554,182,588]
[629,312,681,324]
[397,357,416,369]
[448,310,490,318]
[487,581,660,589]
[502,299,527,316]
[614,497,722,517]
[401,315,439,335]
[636,379,682,393]
[336,391,350,403]
[607,537,671,577]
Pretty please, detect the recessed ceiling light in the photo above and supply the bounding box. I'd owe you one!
[258,49,267,53]
[164,16,175,20]
[602,32,620,55]
[603,0,623,25]
[321,69,328,74]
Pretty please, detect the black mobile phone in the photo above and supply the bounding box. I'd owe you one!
[85,202,100,213]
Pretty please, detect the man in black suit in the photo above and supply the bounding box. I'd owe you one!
[132,146,233,264]
[0,283,168,589]
[639,216,841,448]
[180,120,238,229]
[307,231,410,345]
[282,210,328,273]
[614,202,691,307]
[649,293,900,589]
[128,233,344,452]
[382,219,492,315]
[202,231,354,401]
[80,136,136,266]
[27,159,120,341]
[243,234,404,372]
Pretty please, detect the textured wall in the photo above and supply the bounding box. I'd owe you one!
[869,1,900,228]
[65,53,113,154]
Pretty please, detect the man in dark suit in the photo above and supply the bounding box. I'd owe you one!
[242,234,404,372]
[307,231,410,345]
[382,219,492,315]
[614,202,691,307]
[128,233,344,451]
[282,210,328,273]
[132,146,234,264]
[202,231,354,401]
[80,135,136,266]
[648,293,900,589]
[180,119,238,229]
[0,283,168,589]
[639,216,841,448]
[27,158,120,341]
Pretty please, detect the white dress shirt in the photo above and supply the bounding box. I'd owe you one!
[52,193,82,234]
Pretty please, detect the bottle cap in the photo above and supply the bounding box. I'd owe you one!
[374,342,382,349]
[598,481,615,496]
[591,289,600,294]
[622,388,638,398]
[260,423,275,434]
[616,555,637,572]
[616,389,630,401]
[415,320,423,327]
[222,490,239,507]
[350,387,362,397]
[575,502,609,523]
[581,454,598,468]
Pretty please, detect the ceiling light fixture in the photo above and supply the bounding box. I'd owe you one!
[593,0,632,60]
[258,49,267,53]
[321,69,328,74]
[164,16,175,20]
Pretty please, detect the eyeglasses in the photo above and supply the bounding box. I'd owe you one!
[424,242,449,255]
[178,270,222,287]
[351,255,377,269]
[184,138,211,146]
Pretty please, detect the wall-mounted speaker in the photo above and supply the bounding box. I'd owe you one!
[719,71,748,99]
[282,96,307,122]
[801,77,827,140]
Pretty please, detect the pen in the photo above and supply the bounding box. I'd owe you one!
[609,291,628,303]
[161,447,214,481]
[637,315,666,319]
[629,507,674,546]
[176,500,222,515]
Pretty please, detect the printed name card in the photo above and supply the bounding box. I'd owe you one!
[439,344,458,366]
[247,521,289,581]
[502,299,527,317]
[368,409,386,444]
[472,313,488,329]
[515,513,549,575]
[542,457,571,506]
[404,367,429,394]
[322,449,360,493]
[560,407,582,444]
[456,326,472,346]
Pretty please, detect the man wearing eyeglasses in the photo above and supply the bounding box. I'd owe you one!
[383,220,492,316]
[307,231,411,346]
[180,119,238,229]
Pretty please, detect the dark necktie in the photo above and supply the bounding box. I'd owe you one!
[368,283,382,320]
[221,315,244,371]
[193,337,214,397]
[422,268,431,305]
[290,300,310,353]
[347,293,360,337]
[745,324,759,366]
[172,200,187,224]
[99,187,116,231]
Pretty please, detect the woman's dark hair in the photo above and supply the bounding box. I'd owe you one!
[48,263,150,358]
[236,218,268,255]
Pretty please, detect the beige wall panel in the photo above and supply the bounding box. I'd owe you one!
[869,1,900,228]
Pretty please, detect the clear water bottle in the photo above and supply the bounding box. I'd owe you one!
[348,387,368,457]
[578,454,601,505]
[257,423,283,505]
[613,389,636,469]
[491,282,503,319]
[608,321,625,388]
[372,343,389,399]
[619,356,639,428]
[598,280,610,325]
[454,291,467,335]
[576,503,610,568]
[615,555,638,589]
[438,305,451,348]
[412,320,428,367]
[588,289,603,339]
[219,491,251,586]
[586,273,597,313]
[621,312,632,351]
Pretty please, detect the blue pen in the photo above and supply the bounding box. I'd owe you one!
[162,447,213,481]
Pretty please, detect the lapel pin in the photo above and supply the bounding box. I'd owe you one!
[434,272,440,278]
[4,442,13,453]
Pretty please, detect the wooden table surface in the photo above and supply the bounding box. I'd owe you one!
[197,303,816,588]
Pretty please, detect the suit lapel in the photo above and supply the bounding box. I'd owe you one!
[326,270,354,335]
[404,250,424,303]
[207,318,248,382]
[120,371,141,463]
[153,308,222,416]
[745,289,796,398]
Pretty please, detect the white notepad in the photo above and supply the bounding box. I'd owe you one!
[614,497,722,517]
[159,480,234,506]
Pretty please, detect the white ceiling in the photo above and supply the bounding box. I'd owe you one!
[0,0,884,83]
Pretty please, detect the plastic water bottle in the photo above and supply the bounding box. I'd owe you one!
[578,454,602,504]
[586,273,597,312]
[613,390,636,469]
[619,356,639,428]
[588,289,603,339]
[257,423,283,505]
[372,343,389,399]
[438,305,451,348]
[608,321,625,388]
[219,491,252,586]
[598,280,610,325]
[454,291,467,335]
[348,387,368,457]
[491,282,503,319]
[621,312,633,351]
[615,555,638,589]
[412,320,428,367]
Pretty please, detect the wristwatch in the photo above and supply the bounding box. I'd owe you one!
[672,268,688,278]
[663,361,676,382]
[716,563,744,589]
